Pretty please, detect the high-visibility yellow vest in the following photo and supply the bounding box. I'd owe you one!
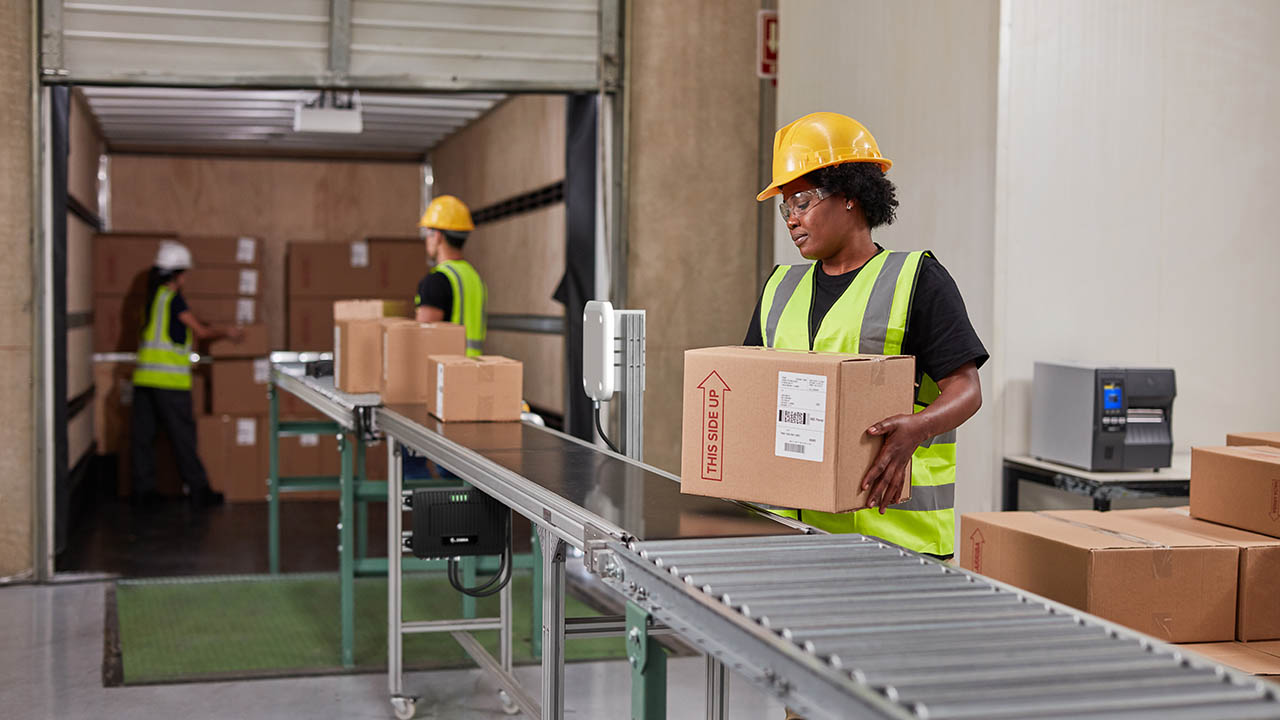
[431,259,487,357]
[133,285,193,391]
[759,250,956,556]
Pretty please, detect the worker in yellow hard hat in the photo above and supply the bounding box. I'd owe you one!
[747,112,987,567]
[415,195,487,357]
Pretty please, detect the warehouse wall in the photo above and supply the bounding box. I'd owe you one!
[0,0,33,578]
[775,1,1002,514]
[627,0,764,472]
[430,96,567,415]
[108,156,421,349]
[67,89,103,467]
[997,0,1280,456]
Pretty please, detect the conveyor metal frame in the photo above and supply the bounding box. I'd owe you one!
[599,534,1280,720]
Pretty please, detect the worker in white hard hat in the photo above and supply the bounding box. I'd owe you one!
[415,195,487,356]
[131,241,243,509]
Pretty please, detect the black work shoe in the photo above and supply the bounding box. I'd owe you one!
[190,487,225,509]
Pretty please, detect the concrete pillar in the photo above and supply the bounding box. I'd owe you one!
[626,0,764,473]
[0,0,35,578]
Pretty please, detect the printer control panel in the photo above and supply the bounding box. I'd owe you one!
[1099,379,1127,432]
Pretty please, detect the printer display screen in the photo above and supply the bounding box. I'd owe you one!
[1103,383,1124,410]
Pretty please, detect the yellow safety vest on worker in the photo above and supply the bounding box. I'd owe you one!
[133,285,193,391]
[759,250,956,556]
[431,259,487,357]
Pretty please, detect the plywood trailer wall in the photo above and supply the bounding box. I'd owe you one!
[108,155,423,350]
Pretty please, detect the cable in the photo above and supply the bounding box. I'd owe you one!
[593,400,621,454]
[447,511,513,598]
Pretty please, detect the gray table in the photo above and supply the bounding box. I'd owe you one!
[1003,454,1191,511]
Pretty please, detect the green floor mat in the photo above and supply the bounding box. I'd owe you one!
[112,571,625,685]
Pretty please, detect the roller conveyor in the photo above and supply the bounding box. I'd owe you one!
[599,534,1280,720]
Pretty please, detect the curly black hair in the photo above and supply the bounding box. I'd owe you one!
[806,162,899,229]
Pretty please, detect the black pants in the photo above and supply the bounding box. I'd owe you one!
[131,386,210,495]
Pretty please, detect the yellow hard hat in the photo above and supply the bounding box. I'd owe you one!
[756,112,893,201]
[418,195,475,232]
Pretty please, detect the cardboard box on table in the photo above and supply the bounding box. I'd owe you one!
[1175,641,1280,678]
[381,322,467,404]
[1226,432,1280,450]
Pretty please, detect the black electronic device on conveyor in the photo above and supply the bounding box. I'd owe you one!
[305,359,334,378]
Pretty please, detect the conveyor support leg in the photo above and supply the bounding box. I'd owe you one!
[268,383,280,575]
[339,433,355,668]
[627,601,667,720]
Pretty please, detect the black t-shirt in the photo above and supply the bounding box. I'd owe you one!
[168,292,189,344]
[743,248,988,382]
[415,273,453,317]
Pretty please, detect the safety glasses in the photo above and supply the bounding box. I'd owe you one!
[779,187,835,221]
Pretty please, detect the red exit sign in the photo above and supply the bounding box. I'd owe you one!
[757,9,778,79]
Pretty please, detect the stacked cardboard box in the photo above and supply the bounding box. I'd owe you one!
[92,234,264,352]
[961,430,1280,671]
[286,239,424,351]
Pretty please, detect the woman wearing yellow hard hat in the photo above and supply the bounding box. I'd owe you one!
[746,112,987,565]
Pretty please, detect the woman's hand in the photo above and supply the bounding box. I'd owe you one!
[861,413,928,513]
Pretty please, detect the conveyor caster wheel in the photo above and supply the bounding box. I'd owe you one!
[499,689,519,715]
[391,696,416,720]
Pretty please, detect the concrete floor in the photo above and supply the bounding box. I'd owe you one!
[1,581,788,720]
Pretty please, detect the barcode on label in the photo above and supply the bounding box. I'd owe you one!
[779,409,808,424]
[784,442,806,454]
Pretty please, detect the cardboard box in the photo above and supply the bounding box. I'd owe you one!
[187,295,258,326]
[180,235,261,266]
[1191,446,1280,538]
[427,355,523,422]
[210,358,271,416]
[95,361,207,453]
[205,323,269,358]
[335,298,414,321]
[92,233,176,295]
[288,239,423,298]
[334,318,411,393]
[198,414,266,503]
[1227,432,1280,450]
[94,234,263,294]
[1176,642,1280,677]
[183,267,263,297]
[288,297,338,351]
[678,347,915,513]
[95,293,259,352]
[381,322,467,404]
[959,510,1238,642]
[274,432,338,501]
[1115,507,1280,641]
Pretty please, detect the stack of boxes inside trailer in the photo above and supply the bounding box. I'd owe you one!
[960,431,1280,679]
[90,235,428,502]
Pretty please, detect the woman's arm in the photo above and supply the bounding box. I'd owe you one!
[859,361,983,512]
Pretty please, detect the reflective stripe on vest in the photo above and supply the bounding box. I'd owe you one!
[432,259,487,357]
[758,250,956,556]
[133,286,193,391]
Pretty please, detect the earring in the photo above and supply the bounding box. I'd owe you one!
[846,202,852,210]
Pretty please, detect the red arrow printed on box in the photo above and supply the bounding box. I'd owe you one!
[969,528,985,573]
[699,371,731,481]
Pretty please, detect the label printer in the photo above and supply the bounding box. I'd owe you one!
[1031,362,1176,471]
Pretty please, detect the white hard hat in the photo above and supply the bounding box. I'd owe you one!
[155,241,193,272]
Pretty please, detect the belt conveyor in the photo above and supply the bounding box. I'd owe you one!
[599,534,1280,720]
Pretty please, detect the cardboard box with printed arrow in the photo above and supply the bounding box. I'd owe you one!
[679,346,915,513]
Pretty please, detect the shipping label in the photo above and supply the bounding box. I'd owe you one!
[350,240,370,268]
[253,358,270,384]
[238,269,259,295]
[300,434,319,448]
[236,298,256,324]
[236,236,257,263]
[436,364,446,415]
[775,371,827,462]
[236,418,257,446]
